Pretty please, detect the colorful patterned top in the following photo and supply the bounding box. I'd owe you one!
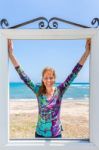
[15,63,82,137]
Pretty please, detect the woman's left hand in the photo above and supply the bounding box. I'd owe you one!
[78,38,91,65]
[85,38,91,55]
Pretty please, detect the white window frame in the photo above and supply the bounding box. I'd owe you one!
[0,29,99,150]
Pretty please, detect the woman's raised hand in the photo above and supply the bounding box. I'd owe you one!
[8,39,13,56]
[78,38,91,66]
[85,38,91,55]
[8,39,19,67]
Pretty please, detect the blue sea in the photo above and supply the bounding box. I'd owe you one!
[9,82,89,100]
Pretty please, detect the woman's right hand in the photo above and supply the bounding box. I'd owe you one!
[8,39,13,56]
[8,39,19,67]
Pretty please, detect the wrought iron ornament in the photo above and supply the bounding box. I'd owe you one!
[0,17,99,29]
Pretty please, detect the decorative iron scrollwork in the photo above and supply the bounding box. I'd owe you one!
[0,19,9,29]
[48,17,90,29]
[91,18,99,28]
[0,17,99,29]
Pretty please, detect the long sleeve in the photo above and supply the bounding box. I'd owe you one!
[15,66,39,95]
[58,63,83,97]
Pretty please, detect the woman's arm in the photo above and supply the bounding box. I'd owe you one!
[8,40,39,94]
[78,38,91,65]
[58,39,91,96]
[8,39,20,67]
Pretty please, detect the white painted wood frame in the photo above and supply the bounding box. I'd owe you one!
[0,29,99,150]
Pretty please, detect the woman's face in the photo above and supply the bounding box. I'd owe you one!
[42,71,55,88]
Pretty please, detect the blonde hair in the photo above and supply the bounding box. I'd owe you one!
[37,67,56,96]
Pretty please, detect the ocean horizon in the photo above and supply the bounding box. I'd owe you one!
[9,82,89,100]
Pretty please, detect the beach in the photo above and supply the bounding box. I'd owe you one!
[9,99,89,139]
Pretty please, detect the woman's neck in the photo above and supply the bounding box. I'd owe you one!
[46,87,53,94]
[46,87,55,95]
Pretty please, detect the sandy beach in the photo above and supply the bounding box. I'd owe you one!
[9,99,89,139]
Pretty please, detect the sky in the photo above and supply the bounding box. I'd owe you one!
[0,0,99,83]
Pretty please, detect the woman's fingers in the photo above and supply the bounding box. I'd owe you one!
[87,38,91,45]
[8,39,13,50]
[8,39,13,55]
[86,38,91,50]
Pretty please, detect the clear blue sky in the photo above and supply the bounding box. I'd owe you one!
[0,0,99,83]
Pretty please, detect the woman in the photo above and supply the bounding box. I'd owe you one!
[8,39,91,138]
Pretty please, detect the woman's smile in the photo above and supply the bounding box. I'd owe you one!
[43,71,55,88]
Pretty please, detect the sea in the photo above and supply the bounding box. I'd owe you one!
[9,82,89,101]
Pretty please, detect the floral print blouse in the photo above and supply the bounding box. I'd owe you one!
[15,63,82,137]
